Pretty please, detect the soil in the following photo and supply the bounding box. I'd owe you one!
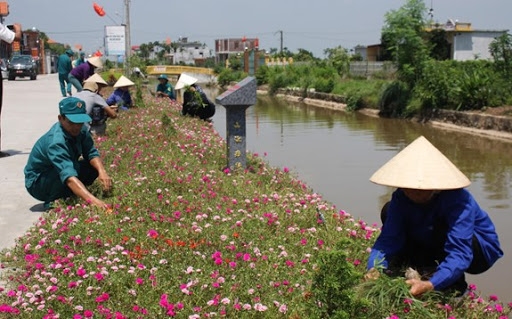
[479,105,512,117]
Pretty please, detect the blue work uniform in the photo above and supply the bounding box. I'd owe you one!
[24,123,100,204]
[367,188,503,291]
[57,53,72,97]
[106,89,133,110]
[156,82,175,99]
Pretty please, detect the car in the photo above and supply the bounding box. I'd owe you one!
[7,55,38,80]
[0,59,8,79]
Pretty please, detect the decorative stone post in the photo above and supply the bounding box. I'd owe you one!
[215,76,257,170]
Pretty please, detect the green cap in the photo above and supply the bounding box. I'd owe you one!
[158,74,168,80]
[65,49,74,56]
[59,97,91,123]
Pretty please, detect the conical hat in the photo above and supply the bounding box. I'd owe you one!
[369,136,471,190]
[113,75,135,88]
[84,73,108,85]
[175,73,198,90]
[87,56,103,68]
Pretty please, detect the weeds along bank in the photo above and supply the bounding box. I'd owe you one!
[0,95,510,318]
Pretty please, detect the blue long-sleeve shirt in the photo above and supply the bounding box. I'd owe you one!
[367,188,503,290]
[106,88,132,109]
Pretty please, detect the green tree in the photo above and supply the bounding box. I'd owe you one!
[490,33,512,79]
[380,0,430,85]
[293,48,317,62]
[324,45,351,77]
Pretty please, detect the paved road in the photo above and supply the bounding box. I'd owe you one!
[0,73,62,250]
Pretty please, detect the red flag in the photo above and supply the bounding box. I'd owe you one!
[93,2,105,17]
[93,50,103,57]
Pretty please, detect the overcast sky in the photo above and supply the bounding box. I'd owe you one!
[5,0,512,58]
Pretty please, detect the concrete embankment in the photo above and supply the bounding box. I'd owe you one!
[258,88,512,142]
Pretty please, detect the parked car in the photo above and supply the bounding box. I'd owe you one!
[7,55,37,80]
[0,59,7,79]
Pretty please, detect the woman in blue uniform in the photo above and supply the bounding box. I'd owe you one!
[366,136,503,297]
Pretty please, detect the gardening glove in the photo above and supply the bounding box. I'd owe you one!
[364,267,380,281]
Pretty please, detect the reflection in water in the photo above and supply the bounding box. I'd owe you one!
[209,90,512,301]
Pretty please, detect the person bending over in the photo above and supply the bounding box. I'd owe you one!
[366,136,503,297]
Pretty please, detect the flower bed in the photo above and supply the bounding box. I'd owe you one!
[0,94,510,318]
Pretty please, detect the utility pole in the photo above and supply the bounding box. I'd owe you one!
[124,0,131,74]
[274,30,283,54]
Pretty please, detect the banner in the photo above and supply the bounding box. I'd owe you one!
[104,25,125,56]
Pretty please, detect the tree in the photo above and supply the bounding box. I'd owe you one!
[324,46,351,77]
[490,33,512,79]
[380,0,430,86]
[293,48,317,62]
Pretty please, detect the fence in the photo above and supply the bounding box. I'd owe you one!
[349,61,395,77]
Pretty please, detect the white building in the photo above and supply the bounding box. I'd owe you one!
[429,19,508,61]
[171,37,213,66]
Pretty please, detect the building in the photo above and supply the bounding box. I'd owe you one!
[214,37,259,64]
[355,19,508,62]
[427,19,508,61]
[172,37,213,66]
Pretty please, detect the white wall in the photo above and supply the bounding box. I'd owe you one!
[454,31,504,61]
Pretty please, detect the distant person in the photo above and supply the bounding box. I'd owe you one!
[106,75,135,110]
[57,49,74,97]
[176,74,215,121]
[366,136,503,297]
[73,81,117,136]
[0,23,21,158]
[155,74,175,100]
[68,56,103,93]
[24,97,112,210]
[75,51,86,68]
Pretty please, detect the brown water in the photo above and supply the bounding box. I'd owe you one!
[210,92,512,301]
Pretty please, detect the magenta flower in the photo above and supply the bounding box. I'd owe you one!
[147,229,158,239]
[95,293,110,303]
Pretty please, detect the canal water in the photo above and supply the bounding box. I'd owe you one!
[209,92,512,302]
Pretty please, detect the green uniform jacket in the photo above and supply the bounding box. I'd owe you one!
[24,123,99,190]
[57,53,72,75]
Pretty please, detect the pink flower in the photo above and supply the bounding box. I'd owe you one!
[147,229,158,239]
[135,277,144,285]
[77,268,86,277]
[95,293,110,303]
[490,295,499,301]
[95,273,104,281]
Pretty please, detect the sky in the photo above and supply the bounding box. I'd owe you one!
[4,0,512,59]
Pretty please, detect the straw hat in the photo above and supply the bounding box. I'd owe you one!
[113,75,135,88]
[87,56,103,68]
[83,81,98,92]
[84,73,108,86]
[175,73,198,90]
[369,136,471,190]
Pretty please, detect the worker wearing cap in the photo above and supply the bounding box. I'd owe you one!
[155,74,175,100]
[24,97,112,210]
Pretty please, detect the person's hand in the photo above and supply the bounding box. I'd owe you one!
[90,197,108,209]
[406,279,434,296]
[12,23,21,41]
[364,268,381,281]
[98,172,112,192]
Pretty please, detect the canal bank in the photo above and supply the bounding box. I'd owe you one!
[259,88,512,142]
